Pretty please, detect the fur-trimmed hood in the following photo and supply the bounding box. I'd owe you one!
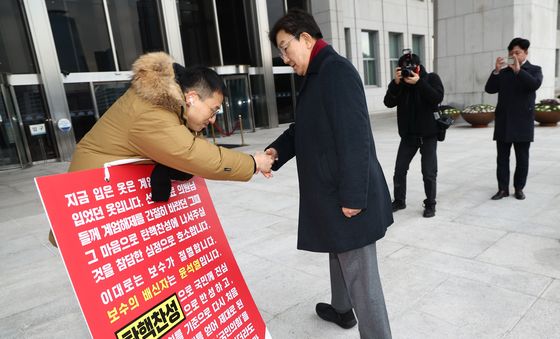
[131,52,185,114]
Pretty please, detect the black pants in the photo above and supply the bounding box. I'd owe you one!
[496,140,530,191]
[393,136,437,206]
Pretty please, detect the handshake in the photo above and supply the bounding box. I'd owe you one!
[253,148,278,178]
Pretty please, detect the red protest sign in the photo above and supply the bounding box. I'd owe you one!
[35,164,268,339]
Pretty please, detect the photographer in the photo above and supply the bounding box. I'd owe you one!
[384,50,444,218]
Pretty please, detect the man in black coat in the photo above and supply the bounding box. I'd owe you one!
[485,37,543,200]
[383,52,444,218]
[264,9,393,339]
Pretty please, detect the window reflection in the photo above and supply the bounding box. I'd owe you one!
[215,0,253,65]
[0,0,37,73]
[267,0,286,67]
[0,93,20,165]
[287,0,309,10]
[177,0,220,67]
[47,0,114,72]
[94,82,129,117]
[412,34,425,66]
[65,83,96,142]
[274,74,295,124]
[388,32,403,73]
[362,31,379,86]
[108,0,166,70]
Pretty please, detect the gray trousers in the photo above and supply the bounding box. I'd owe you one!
[330,242,392,339]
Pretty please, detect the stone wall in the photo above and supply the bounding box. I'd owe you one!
[436,0,558,109]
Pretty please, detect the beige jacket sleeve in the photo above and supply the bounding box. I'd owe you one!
[129,107,255,182]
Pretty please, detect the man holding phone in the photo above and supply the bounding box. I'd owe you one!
[506,56,515,65]
[485,37,543,201]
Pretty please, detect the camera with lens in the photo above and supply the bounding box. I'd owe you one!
[399,48,419,78]
[401,65,417,78]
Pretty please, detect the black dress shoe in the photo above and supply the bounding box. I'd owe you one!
[315,303,357,329]
[423,205,435,218]
[515,189,525,200]
[491,190,509,200]
[392,200,406,212]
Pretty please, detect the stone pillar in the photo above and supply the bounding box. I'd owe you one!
[436,0,557,108]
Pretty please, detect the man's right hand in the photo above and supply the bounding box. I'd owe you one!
[264,148,278,161]
[394,67,402,85]
[261,148,279,178]
[495,57,505,73]
[253,151,275,178]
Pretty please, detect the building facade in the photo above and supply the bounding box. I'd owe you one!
[313,0,435,113]
[435,0,559,108]
[0,0,438,170]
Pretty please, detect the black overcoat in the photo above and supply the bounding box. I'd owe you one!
[485,61,543,142]
[268,46,393,253]
[383,66,444,138]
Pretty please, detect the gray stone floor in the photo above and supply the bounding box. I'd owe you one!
[1,113,560,339]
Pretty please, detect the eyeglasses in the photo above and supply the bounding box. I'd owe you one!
[197,95,221,118]
[188,94,221,118]
[277,35,297,59]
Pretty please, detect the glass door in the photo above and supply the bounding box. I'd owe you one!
[224,75,254,133]
[0,74,29,169]
[13,84,58,162]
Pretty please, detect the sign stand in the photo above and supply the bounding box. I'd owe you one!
[36,164,270,339]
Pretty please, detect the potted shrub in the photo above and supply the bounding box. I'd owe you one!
[534,99,560,126]
[461,104,495,128]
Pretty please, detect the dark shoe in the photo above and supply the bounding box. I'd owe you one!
[491,190,509,200]
[514,189,525,200]
[315,303,357,329]
[423,205,435,218]
[392,200,406,212]
[48,229,58,248]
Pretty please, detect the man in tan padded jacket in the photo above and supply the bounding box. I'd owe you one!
[48,52,273,247]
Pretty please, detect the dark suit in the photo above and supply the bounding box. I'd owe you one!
[268,45,393,254]
[485,61,543,191]
[267,45,392,338]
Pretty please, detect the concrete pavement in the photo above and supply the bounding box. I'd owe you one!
[1,113,560,338]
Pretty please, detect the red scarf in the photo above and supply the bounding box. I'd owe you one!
[310,39,328,62]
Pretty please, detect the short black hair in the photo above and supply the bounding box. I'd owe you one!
[268,8,323,48]
[398,53,421,67]
[508,37,530,51]
[173,64,226,99]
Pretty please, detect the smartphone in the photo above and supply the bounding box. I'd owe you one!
[507,56,515,65]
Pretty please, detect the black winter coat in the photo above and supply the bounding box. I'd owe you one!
[267,46,393,253]
[485,61,543,142]
[383,66,444,138]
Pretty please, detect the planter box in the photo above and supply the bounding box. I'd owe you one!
[461,112,495,128]
[535,110,560,126]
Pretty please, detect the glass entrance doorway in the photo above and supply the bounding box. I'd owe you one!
[223,75,254,134]
[0,73,28,169]
[13,84,58,162]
